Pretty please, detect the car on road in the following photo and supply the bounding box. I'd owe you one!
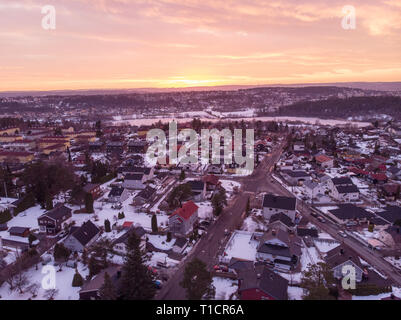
[224,229,230,236]
[310,212,318,218]
[338,231,347,238]
[317,216,326,223]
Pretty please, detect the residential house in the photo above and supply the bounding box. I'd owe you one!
[329,177,360,202]
[107,186,130,203]
[38,205,72,235]
[378,206,401,224]
[325,246,365,283]
[106,141,124,154]
[237,264,289,300]
[262,194,297,222]
[113,226,147,254]
[128,140,147,153]
[168,201,199,235]
[8,226,30,238]
[79,265,121,300]
[172,237,188,254]
[122,173,146,190]
[327,204,374,225]
[255,229,302,271]
[64,220,101,252]
[132,186,157,207]
[83,183,102,200]
[281,170,310,186]
[268,213,295,233]
[186,180,206,202]
[315,154,334,169]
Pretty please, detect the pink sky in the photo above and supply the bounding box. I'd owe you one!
[1,0,401,91]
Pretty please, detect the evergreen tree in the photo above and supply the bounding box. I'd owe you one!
[119,232,155,300]
[45,194,53,210]
[151,214,158,233]
[72,269,84,287]
[180,258,212,300]
[98,272,117,300]
[179,170,185,181]
[85,193,94,213]
[211,188,227,216]
[166,232,172,242]
[53,243,70,262]
[104,219,111,233]
[245,197,251,216]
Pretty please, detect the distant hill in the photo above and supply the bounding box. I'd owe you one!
[1,82,401,97]
[273,96,401,120]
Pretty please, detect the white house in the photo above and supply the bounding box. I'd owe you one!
[262,194,297,222]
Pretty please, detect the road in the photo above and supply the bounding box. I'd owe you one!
[155,142,286,299]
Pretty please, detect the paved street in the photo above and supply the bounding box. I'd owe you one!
[155,143,286,299]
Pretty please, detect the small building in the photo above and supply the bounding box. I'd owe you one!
[128,140,147,153]
[38,205,72,235]
[262,194,297,222]
[83,183,102,200]
[169,201,199,236]
[79,266,121,300]
[113,226,147,254]
[186,180,206,202]
[122,173,146,190]
[8,226,30,238]
[64,220,100,252]
[106,141,124,154]
[238,264,289,300]
[325,246,365,283]
[132,186,156,207]
[107,186,130,203]
[315,154,334,169]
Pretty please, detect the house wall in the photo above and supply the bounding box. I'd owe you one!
[64,236,84,252]
[332,261,363,282]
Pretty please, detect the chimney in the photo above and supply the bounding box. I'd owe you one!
[117,270,121,279]
[340,248,344,255]
[256,273,261,279]
[272,229,277,236]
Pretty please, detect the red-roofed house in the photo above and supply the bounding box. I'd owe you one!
[169,201,199,235]
[315,155,334,168]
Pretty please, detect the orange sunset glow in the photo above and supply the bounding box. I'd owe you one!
[1,0,401,91]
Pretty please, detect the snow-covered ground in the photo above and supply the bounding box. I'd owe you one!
[0,260,89,300]
[196,202,213,220]
[219,180,241,194]
[147,234,176,250]
[288,286,304,300]
[223,231,258,262]
[241,215,267,232]
[212,277,238,300]
[384,256,401,270]
[314,240,340,253]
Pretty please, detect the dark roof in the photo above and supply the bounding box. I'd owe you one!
[80,265,121,294]
[228,258,254,272]
[186,180,205,191]
[329,204,373,221]
[108,186,125,197]
[282,170,309,178]
[336,185,359,194]
[113,227,146,245]
[238,265,288,300]
[8,226,29,235]
[174,237,187,248]
[118,166,150,174]
[332,177,354,185]
[378,206,401,223]
[135,186,156,200]
[263,194,296,211]
[269,213,295,228]
[128,140,147,147]
[124,173,143,181]
[296,227,319,238]
[325,245,363,270]
[83,183,100,193]
[71,221,100,246]
[40,204,72,220]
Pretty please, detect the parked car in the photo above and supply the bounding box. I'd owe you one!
[317,216,326,223]
[310,212,318,218]
[338,231,347,238]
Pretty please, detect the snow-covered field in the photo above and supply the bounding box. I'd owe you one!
[219,180,241,193]
[288,286,304,300]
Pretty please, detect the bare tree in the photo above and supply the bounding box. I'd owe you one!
[44,288,59,300]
